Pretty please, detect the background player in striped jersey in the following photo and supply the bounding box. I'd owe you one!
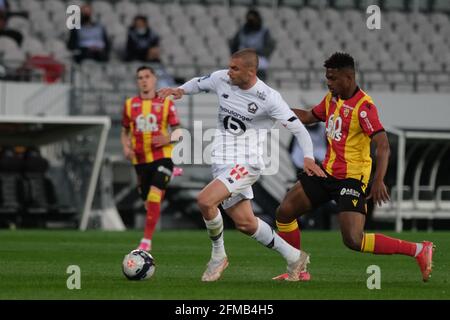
[274,52,434,282]
[121,66,181,252]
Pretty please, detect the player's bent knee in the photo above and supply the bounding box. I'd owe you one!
[276,202,296,221]
[197,193,213,211]
[342,234,363,251]
[235,222,256,235]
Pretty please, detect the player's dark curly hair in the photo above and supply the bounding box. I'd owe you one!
[324,52,355,70]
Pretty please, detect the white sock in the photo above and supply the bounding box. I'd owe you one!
[141,238,151,245]
[204,211,226,261]
[251,217,300,265]
[414,243,423,257]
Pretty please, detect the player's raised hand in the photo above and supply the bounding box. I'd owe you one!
[367,179,390,206]
[158,88,184,100]
[303,158,327,177]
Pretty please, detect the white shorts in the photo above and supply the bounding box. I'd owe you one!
[211,164,261,210]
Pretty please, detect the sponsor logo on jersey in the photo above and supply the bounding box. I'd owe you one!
[229,165,249,181]
[223,116,246,135]
[256,90,266,101]
[247,102,258,114]
[326,114,343,141]
[219,105,253,122]
[363,117,373,132]
[132,102,141,108]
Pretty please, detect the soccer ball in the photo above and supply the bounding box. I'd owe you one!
[122,250,156,280]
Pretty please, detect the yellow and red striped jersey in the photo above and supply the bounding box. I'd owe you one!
[122,95,180,165]
[312,88,384,186]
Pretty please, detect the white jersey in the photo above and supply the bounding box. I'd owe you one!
[179,70,314,169]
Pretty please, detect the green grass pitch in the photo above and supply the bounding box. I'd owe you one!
[0,230,448,299]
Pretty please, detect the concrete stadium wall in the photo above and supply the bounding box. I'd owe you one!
[0,81,70,116]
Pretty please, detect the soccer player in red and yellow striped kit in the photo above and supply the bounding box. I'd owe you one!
[274,52,434,282]
[121,66,181,252]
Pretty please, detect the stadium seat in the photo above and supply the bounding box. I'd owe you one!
[280,0,305,7]
[6,16,30,36]
[333,0,355,9]
[92,1,114,16]
[429,12,450,30]
[383,0,407,11]
[185,3,207,19]
[19,0,40,12]
[231,0,254,6]
[0,36,20,52]
[21,37,47,56]
[43,0,66,18]
[358,57,377,71]
[321,8,340,25]
[433,0,450,12]
[136,1,161,16]
[358,0,381,9]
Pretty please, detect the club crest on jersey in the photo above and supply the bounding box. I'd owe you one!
[343,108,350,117]
[247,102,258,114]
[153,104,162,113]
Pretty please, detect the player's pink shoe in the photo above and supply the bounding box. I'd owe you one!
[137,241,151,252]
[415,241,435,282]
[272,271,311,281]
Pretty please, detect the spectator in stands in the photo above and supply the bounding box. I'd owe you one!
[0,10,23,46]
[67,4,110,63]
[125,15,161,63]
[0,0,9,13]
[229,8,275,81]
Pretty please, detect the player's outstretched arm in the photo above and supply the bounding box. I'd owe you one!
[291,108,320,124]
[159,73,218,100]
[281,117,326,177]
[303,157,326,177]
[367,131,391,206]
[158,88,185,100]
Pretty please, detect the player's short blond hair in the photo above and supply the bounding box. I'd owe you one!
[231,48,259,70]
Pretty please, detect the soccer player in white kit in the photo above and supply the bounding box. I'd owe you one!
[158,49,326,281]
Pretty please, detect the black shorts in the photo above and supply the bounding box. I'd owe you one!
[298,170,368,214]
[134,158,174,201]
